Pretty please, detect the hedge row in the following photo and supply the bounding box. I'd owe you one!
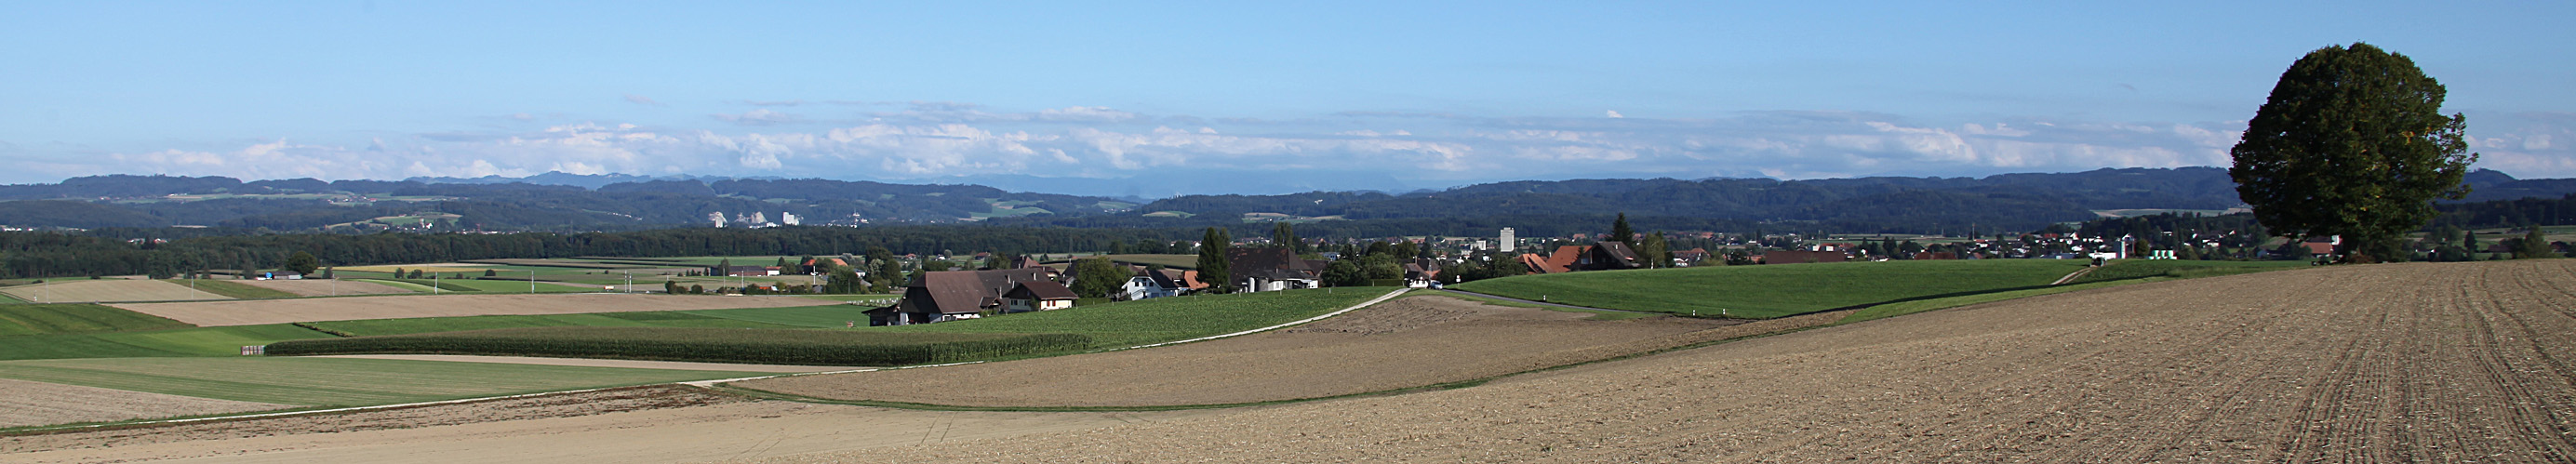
[265,326,1091,365]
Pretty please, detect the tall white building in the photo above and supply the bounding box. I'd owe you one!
[1499,228,1515,253]
[709,212,727,228]
[781,212,801,226]
[750,212,768,225]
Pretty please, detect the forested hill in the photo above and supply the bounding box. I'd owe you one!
[4,167,2571,233]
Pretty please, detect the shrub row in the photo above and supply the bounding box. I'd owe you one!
[265,326,1090,365]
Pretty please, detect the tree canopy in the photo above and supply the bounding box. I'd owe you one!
[1195,227,1231,293]
[2230,43,2476,261]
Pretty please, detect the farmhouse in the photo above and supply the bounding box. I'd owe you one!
[866,268,1057,325]
[1003,280,1078,312]
[256,271,303,280]
[1121,269,1186,300]
[725,266,781,276]
[1227,247,1319,292]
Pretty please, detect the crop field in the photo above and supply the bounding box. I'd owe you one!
[109,294,834,326]
[0,357,766,406]
[229,278,416,297]
[740,296,1742,407]
[0,378,289,429]
[0,303,190,337]
[0,293,25,304]
[1452,259,2089,318]
[0,325,334,360]
[299,310,824,337]
[865,288,1389,349]
[773,259,2576,463]
[269,327,1090,366]
[2067,259,2310,285]
[0,279,231,304]
[178,279,301,299]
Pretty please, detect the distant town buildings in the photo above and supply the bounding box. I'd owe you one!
[1499,227,1515,253]
[781,212,801,226]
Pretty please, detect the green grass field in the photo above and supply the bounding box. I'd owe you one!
[1837,279,2147,325]
[0,304,192,337]
[181,279,300,299]
[682,305,875,327]
[0,325,335,361]
[0,357,764,406]
[2068,259,2310,285]
[348,278,441,292]
[1453,259,2091,318]
[867,288,1387,348]
[0,292,28,304]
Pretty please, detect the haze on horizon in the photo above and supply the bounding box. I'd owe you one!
[3,2,2570,195]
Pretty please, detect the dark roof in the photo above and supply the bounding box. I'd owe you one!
[1227,247,1315,280]
[901,268,1053,315]
[1591,242,1643,269]
[1007,280,1078,300]
[1134,269,1183,289]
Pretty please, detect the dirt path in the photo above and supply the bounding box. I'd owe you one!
[738,296,1759,407]
[0,379,289,429]
[314,355,862,374]
[109,294,834,326]
[4,386,1213,463]
[762,259,2576,462]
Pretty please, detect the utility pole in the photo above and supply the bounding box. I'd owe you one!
[433,273,440,295]
[529,270,537,294]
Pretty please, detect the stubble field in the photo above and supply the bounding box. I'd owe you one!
[227,279,414,297]
[0,280,228,304]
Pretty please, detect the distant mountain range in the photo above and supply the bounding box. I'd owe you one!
[2,167,2569,234]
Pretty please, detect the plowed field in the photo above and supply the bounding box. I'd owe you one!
[772,259,2576,462]
[736,296,1745,407]
[107,294,834,326]
[0,378,287,429]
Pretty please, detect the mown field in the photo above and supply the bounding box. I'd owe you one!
[0,357,764,406]
[867,288,1392,348]
[0,325,334,360]
[1453,259,2090,318]
[0,304,191,337]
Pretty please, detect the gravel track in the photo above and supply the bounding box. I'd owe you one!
[763,259,2576,462]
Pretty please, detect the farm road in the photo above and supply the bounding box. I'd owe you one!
[770,259,2576,463]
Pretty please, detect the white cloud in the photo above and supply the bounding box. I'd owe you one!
[623,94,662,105]
[44,102,2575,186]
[1606,111,1623,118]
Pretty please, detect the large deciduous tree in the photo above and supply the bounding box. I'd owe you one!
[2230,43,2476,262]
[284,251,319,275]
[1067,257,1128,298]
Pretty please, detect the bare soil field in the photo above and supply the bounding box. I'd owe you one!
[108,294,834,326]
[230,279,414,297]
[3,386,1214,463]
[0,378,288,429]
[315,354,861,374]
[767,259,2576,462]
[738,296,1763,407]
[0,280,228,304]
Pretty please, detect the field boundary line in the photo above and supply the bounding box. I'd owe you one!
[4,385,638,434]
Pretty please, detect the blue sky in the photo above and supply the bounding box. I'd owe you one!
[4,2,2570,194]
